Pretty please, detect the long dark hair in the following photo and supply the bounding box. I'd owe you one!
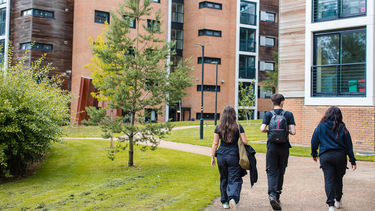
[219,105,237,143]
[320,106,347,136]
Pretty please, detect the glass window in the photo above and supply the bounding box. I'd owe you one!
[145,109,158,123]
[95,10,110,24]
[240,28,256,52]
[260,36,275,47]
[240,1,256,25]
[198,29,221,37]
[123,15,136,28]
[341,0,366,17]
[0,0,6,5]
[20,42,53,52]
[22,9,54,18]
[260,11,275,22]
[153,0,160,3]
[259,61,274,71]
[313,0,366,22]
[239,55,255,79]
[147,19,160,32]
[0,39,4,64]
[198,57,221,64]
[312,28,366,96]
[197,85,221,92]
[172,2,184,23]
[171,29,183,50]
[0,8,5,36]
[199,1,222,10]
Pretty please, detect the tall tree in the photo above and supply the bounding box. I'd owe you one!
[87,0,193,167]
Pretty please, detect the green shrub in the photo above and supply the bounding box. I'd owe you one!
[0,52,70,178]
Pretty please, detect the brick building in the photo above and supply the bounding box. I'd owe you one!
[70,0,278,123]
[279,0,374,151]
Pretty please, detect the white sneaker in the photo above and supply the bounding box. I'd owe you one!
[334,199,340,209]
[222,202,229,209]
[328,206,336,211]
[229,199,237,211]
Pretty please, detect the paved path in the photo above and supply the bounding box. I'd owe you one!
[64,138,375,211]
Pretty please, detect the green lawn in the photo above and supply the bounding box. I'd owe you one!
[164,120,375,162]
[0,139,219,210]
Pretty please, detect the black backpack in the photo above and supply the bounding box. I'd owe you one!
[268,110,288,143]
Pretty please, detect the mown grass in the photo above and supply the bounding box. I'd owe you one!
[0,139,219,210]
[163,120,375,162]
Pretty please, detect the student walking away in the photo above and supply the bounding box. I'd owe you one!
[211,105,248,210]
[311,106,357,211]
[260,94,296,210]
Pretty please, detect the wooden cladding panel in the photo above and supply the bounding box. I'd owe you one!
[10,0,74,90]
[278,0,305,97]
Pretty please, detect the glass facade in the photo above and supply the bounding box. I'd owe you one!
[313,0,366,22]
[312,28,366,96]
[172,2,184,23]
[0,8,5,36]
[240,1,256,25]
[171,29,183,50]
[239,27,256,52]
[239,55,255,79]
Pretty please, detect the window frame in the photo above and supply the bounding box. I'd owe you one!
[259,61,275,71]
[94,10,110,24]
[197,85,221,92]
[153,0,160,3]
[198,57,221,65]
[260,11,276,22]
[147,19,161,32]
[240,0,257,25]
[312,27,367,97]
[260,36,275,47]
[20,42,53,52]
[21,8,54,18]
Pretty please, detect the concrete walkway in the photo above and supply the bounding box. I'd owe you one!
[64,138,375,211]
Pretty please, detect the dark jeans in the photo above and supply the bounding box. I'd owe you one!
[320,150,347,206]
[266,144,289,195]
[217,151,243,204]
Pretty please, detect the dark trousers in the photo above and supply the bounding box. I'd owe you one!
[217,152,243,204]
[266,144,289,195]
[320,150,347,206]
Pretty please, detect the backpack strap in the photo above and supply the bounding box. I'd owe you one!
[270,110,276,116]
[280,110,286,117]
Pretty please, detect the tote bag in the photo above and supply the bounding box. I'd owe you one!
[238,124,250,170]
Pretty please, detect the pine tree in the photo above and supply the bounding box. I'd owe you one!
[87,0,193,167]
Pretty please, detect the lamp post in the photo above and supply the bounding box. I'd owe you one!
[65,70,72,92]
[195,43,204,140]
[213,61,219,126]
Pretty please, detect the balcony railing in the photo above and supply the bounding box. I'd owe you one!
[311,62,366,97]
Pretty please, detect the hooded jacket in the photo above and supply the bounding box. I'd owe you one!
[311,120,356,165]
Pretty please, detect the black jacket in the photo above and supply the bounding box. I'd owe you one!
[240,145,258,187]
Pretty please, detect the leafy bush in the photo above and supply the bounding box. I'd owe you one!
[0,52,70,178]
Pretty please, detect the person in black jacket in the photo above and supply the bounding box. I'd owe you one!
[211,105,248,210]
[311,106,357,211]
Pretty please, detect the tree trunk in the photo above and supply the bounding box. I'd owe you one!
[128,111,135,167]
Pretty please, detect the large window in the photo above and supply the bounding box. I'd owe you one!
[312,28,366,97]
[313,0,366,22]
[239,28,256,52]
[260,36,275,47]
[239,55,255,79]
[0,8,5,36]
[259,61,274,71]
[172,2,184,23]
[260,11,275,22]
[171,29,183,50]
[94,10,109,24]
[240,1,256,25]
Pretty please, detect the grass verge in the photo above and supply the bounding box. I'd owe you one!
[0,139,219,210]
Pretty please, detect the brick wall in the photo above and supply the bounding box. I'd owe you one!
[284,98,375,152]
[258,98,273,112]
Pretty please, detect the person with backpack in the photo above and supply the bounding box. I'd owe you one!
[311,106,357,211]
[260,94,296,210]
[211,105,248,210]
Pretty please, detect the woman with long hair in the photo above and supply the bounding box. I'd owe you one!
[311,106,357,211]
[211,105,248,210]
